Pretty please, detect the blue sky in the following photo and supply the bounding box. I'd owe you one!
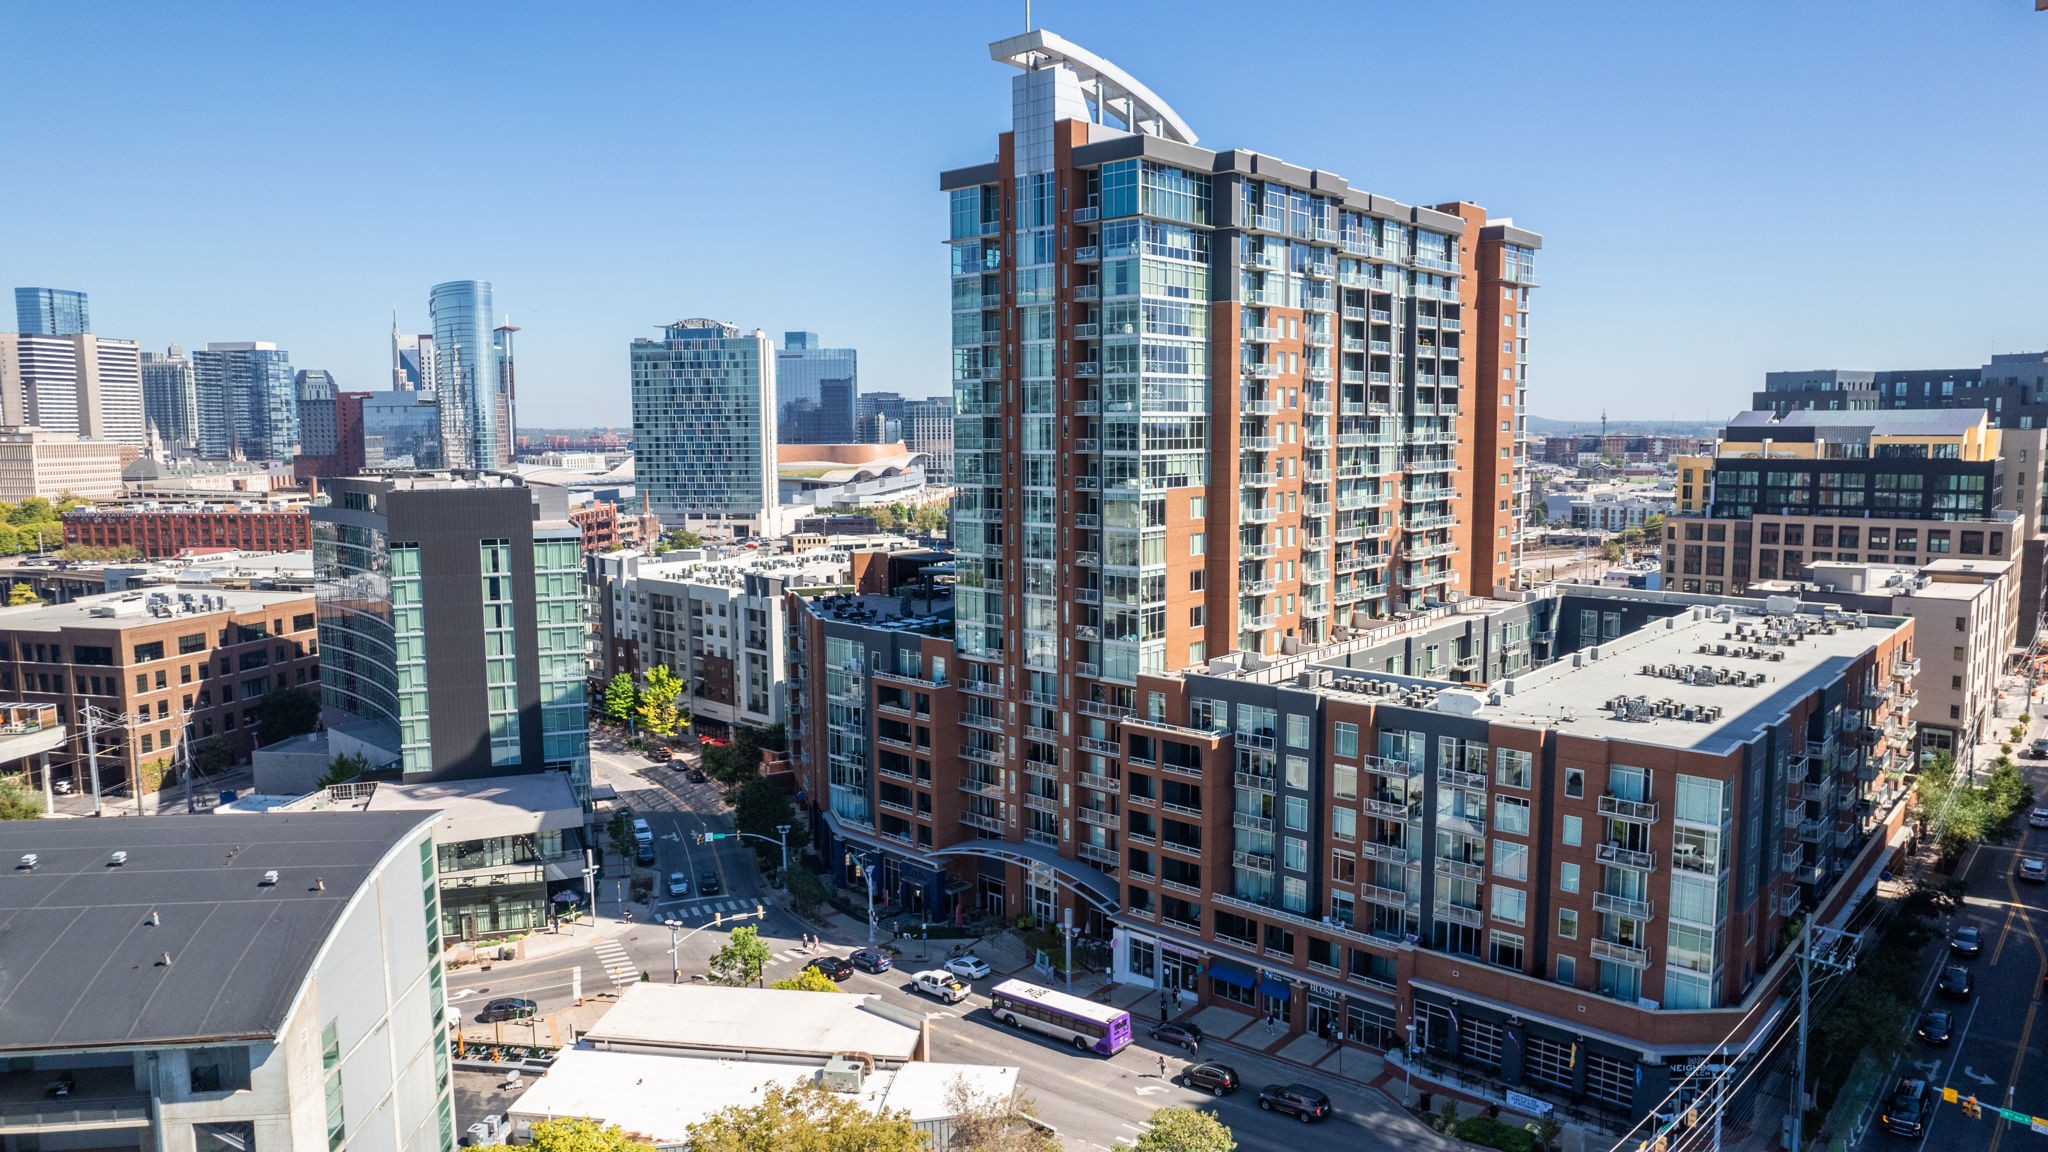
[2,1,2042,427]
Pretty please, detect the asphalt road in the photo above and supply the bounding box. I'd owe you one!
[446,739,1448,1152]
[1872,748,2048,1151]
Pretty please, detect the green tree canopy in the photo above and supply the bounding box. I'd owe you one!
[945,1077,1062,1152]
[768,967,843,993]
[480,1117,653,1152]
[734,778,809,872]
[708,924,772,987]
[685,1082,924,1152]
[0,774,43,820]
[253,687,322,745]
[602,673,638,723]
[1133,1108,1234,1152]
[317,751,370,789]
[637,665,687,737]
[7,582,40,606]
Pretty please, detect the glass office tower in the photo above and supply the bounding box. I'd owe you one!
[776,331,858,444]
[429,279,513,470]
[14,287,90,336]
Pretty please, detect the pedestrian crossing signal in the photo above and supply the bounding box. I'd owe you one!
[1964,1096,1982,1120]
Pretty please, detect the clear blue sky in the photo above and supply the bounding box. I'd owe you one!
[3,1,2042,427]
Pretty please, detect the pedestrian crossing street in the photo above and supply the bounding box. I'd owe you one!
[590,938,638,987]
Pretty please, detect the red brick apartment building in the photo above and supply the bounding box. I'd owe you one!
[0,587,318,794]
[62,502,311,558]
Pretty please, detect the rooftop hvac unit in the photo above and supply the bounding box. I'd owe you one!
[109,851,128,866]
[18,853,37,870]
[260,870,279,886]
[818,1056,866,1093]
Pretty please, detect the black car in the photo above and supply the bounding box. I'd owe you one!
[686,768,708,784]
[1916,1010,1954,1047]
[807,955,856,981]
[1179,1061,1239,1097]
[1937,965,1973,1000]
[1951,926,1982,957]
[1256,1083,1332,1123]
[476,997,537,1023]
[850,947,893,973]
[1882,1078,1929,1137]
[1149,1021,1204,1049]
[700,870,722,896]
[634,844,656,866]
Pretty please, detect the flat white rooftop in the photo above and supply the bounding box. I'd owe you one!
[506,1048,1018,1145]
[361,772,583,838]
[583,984,924,1063]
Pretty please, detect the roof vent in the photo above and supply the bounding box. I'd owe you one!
[260,869,279,886]
[148,910,160,926]
[18,853,37,870]
[109,850,128,866]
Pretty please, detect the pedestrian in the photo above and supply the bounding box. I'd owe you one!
[623,908,632,923]
[1157,1055,1168,1079]
[1188,1037,1198,1060]
[1159,1004,1169,1024]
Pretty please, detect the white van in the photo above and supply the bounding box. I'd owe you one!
[631,818,653,845]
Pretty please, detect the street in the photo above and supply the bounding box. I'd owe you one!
[447,736,1449,1152]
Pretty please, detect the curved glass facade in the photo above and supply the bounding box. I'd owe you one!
[429,280,503,470]
[313,511,401,744]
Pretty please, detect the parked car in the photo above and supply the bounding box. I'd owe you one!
[806,955,855,981]
[634,844,656,866]
[2030,806,2048,828]
[850,948,893,974]
[944,954,992,980]
[687,768,708,784]
[912,969,970,1003]
[699,870,723,896]
[1179,1061,1239,1097]
[1915,1010,1954,1047]
[2021,858,2047,883]
[1937,965,1973,1000]
[1256,1083,1332,1123]
[1149,1021,1203,1050]
[666,872,690,897]
[1881,1077,1929,1136]
[1950,926,1983,956]
[2029,739,2048,760]
[476,997,537,1023]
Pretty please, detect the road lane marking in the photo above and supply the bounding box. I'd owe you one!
[1989,845,2047,1152]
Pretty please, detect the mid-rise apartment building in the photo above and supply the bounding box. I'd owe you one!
[901,396,955,486]
[1754,353,2048,428]
[140,344,202,449]
[1667,408,2046,644]
[789,569,1918,1121]
[0,586,318,797]
[62,501,313,558]
[0,811,456,1152]
[314,474,588,799]
[0,331,145,446]
[630,320,778,534]
[192,342,299,460]
[0,427,128,501]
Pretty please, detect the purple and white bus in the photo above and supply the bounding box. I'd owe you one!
[988,979,1133,1055]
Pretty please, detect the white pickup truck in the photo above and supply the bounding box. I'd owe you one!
[911,969,970,1004]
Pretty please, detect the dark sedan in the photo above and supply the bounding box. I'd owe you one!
[850,948,893,973]
[1149,1021,1204,1050]
[476,997,537,1023]
[1916,1010,1954,1047]
[1950,926,1982,957]
[1937,965,1973,1000]
[1179,1061,1239,1096]
[807,955,856,981]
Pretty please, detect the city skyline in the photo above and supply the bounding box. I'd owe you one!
[1,2,2040,427]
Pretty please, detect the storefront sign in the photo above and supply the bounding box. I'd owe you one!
[1505,1090,1553,1118]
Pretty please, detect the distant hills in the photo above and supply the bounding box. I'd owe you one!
[1529,416,1724,438]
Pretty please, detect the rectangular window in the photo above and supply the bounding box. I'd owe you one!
[1333,721,1359,758]
[1490,886,1527,926]
[1283,796,1309,831]
[1286,714,1311,748]
[1494,796,1531,836]
[1331,807,1356,841]
[1562,814,1583,846]
[1492,839,1529,881]
[1495,747,1532,789]
[1558,908,1579,939]
[1560,862,1580,893]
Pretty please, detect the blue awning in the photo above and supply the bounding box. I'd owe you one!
[1256,977,1293,1001]
[1208,960,1254,989]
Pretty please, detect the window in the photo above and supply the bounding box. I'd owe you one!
[1284,796,1309,831]
[1495,747,1532,788]
[1189,533,1205,556]
[1560,862,1580,893]
[1562,814,1583,846]
[1494,796,1530,835]
[1564,767,1585,798]
[1491,886,1526,926]
[1558,908,1579,938]
[1492,839,1528,881]
[133,640,164,662]
[1333,761,1357,799]
[1285,755,1308,789]
[187,1046,250,1094]
[1489,931,1524,971]
[1286,714,1311,748]
[1556,955,1576,985]
[1332,807,1356,841]
[1333,722,1358,758]
[179,632,207,654]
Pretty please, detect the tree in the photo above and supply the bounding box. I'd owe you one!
[8,497,53,527]
[784,867,830,917]
[946,1077,1062,1152]
[602,673,638,724]
[0,774,43,819]
[1133,1108,1233,1152]
[253,687,322,745]
[768,967,843,993]
[705,725,766,786]
[910,503,949,536]
[685,1081,924,1152]
[193,734,237,775]
[734,778,809,873]
[478,1117,653,1152]
[317,751,370,789]
[708,924,772,987]
[637,665,687,737]
[7,582,39,606]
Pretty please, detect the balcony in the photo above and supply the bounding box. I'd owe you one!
[1231,850,1276,874]
[1077,806,1118,828]
[1434,856,1484,881]
[1161,839,1204,859]
[1073,323,1099,340]
[1596,842,1656,871]
[961,776,1003,797]
[1892,657,1921,680]
[1362,841,1410,866]
[0,1094,153,1134]
[1073,363,1101,379]
[1435,902,1483,928]
[1078,736,1121,757]
[1438,765,1487,792]
[1234,771,1275,793]
[1232,811,1276,833]
[1078,843,1119,866]
[1074,204,1100,222]
[960,745,1004,767]
[1361,882,1413,908]
[1077,771,1120,794]
[961,811,1004,833]
[1074,284,1101,301]
[1074,245,1100,264]
[1597,795,1660,823]
[959,712,1003,733]
[1593,892,1656,922]
[1023,793,1059,814]
[1365,795,1418,820]
[1591,937,1653,969]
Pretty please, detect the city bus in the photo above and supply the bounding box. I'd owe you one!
[987,979,1133,1055]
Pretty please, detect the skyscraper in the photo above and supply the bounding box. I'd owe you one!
[776,331,858,444]
[314,474,588,799]
[391,317,436,393]
[192,342,299,459]
[361,391,443,469]
[295,369,339,456]
[140,344,200,449]
[630,319,778,533]
[901,396,955,485]
[0,332,144,446]
[428,280,514,470]
[13,287,90,336]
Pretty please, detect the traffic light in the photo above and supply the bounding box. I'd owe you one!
[1963,1096,1982,1120]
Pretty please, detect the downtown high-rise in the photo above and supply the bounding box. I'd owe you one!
[13,287,90,337]
[140,344,200,448]
[428,280,515,470]
[192,342,298,459]
[630,319,778,534]
[776,331,858,444]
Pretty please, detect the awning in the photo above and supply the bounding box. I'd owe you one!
[1208,960,1255,989]
[1256,977,1293,1001]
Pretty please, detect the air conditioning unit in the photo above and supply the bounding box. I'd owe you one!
[818,1056,866,1094]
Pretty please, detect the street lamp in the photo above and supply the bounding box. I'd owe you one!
[1404,1021,1417,1107]
[845,849,878,946]
[664,906,766,984]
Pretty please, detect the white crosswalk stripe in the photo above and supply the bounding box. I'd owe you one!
[591,939,639,987]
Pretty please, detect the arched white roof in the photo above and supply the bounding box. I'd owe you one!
[989,29,1198,147]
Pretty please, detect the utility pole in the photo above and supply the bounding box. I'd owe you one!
[581,850,597,930]
[1790,920,1856,1152]
[81,706,106,817]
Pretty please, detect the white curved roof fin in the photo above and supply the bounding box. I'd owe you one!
[990,30,1198,146]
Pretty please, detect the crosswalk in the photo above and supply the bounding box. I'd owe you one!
[659,898,758,924]
[591,938,639,987]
